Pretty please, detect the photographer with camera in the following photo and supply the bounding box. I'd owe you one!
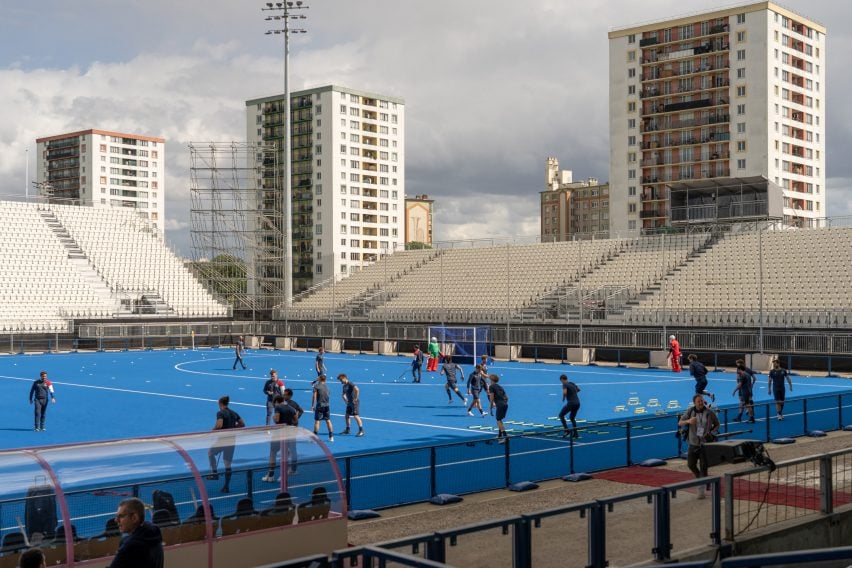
[678,394,720,499]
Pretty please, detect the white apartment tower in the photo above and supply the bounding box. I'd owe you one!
[246,85,405,292]
[35,130,166,231]
[609,2,825,234]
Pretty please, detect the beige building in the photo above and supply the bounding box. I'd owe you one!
[609,3,825,233]
[404,194,433,246]
[541,157,610,241]
[35,129,166,231]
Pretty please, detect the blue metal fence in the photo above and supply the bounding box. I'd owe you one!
[338,392,852,511]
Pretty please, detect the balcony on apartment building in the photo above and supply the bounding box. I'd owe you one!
[641,112,729,133]
[642,59,730,82]
[361,97,378,107]
[788,38,808,54]
[790,181,810,193]
[641,187,667,201]
[787,127,806,141]
[639,207,667,219]
[362,123,378,134]
[789,110,808,124]
[640,21,728,50]
[644,97,727,116]
[47,147,79,160]
[641,39,729,66]
[641,151,729,168]
[292,96,313,110]
[46,137,80,150]
[641,167,730,185]
[640,77,728,100]
[362,136,378,147]
[362,110,378,120]
[641,129,731,151]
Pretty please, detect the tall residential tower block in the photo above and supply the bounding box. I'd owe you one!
[609,2,825,233]
[35,129,166,230]
[247,85,405,292]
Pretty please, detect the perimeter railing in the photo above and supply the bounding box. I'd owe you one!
[265,445,852,568]
[334,393,852,511]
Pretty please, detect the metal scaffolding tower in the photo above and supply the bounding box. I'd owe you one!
[189,142,284,314]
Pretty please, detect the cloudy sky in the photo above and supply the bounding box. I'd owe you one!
[2,0,850,256]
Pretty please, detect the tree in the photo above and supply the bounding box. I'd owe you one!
[406,241,432,250]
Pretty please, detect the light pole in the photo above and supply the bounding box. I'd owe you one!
[263,1,308,308]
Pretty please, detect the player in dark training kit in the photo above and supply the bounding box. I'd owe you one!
[466,365,488,417]
[733,359,757,423]
[411,345,424,383]
[312,374,334,442]
[440,355,467,405]
[558,374,581,439]
[488,374,508,441]
[207,396,245,493]
[338,374,365,436]
[232,336,246,370]
[262,394,299,482]
[768,359,793,421]
[315,346,326,378]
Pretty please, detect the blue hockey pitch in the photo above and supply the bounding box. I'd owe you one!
[2,348,850,455]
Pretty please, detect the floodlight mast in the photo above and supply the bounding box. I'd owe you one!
[262,0,308,307]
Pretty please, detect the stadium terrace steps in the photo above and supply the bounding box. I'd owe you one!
[0,200,228,333]
[282,226,852,328]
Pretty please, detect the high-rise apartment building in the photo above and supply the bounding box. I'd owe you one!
[246,85,405,292]
[541,157,610,241]
[609,2,825,234]
[35,129,166,230]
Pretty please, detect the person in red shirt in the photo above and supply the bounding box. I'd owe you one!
[667,335,682,372]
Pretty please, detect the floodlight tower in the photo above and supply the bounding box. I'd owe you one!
[263,0,308,307]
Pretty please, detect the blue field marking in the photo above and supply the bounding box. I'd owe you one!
[0,348,850,455]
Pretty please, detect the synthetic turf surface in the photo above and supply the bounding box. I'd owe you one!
[2,348,850,455]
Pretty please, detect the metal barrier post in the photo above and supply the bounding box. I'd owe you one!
[652,488,672,562]
[827,355,835,377]
[430,447,437,497]
[588,502,606,568]
[819,455,833,514]
[711,479,722,545]
[345,457,352,511]
[514,518,532,568]
[569,435,575,474]
[425,534,446,564]
[504,436,512,486]
[724,473,735,541]
[625,422,633,466]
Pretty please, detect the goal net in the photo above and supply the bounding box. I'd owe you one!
[427,326,491,365]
